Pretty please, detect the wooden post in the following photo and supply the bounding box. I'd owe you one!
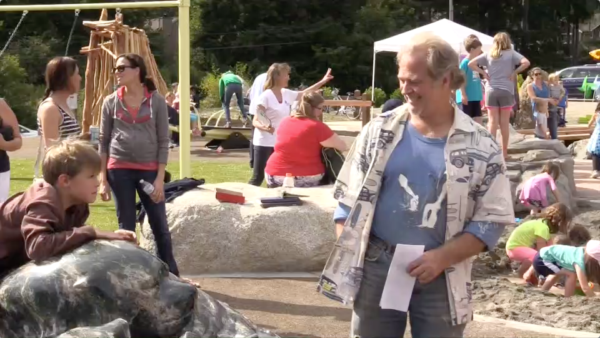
[361,93,371,127]
[81,9,106,133]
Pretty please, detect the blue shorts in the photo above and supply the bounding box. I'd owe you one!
[190,113,198,122]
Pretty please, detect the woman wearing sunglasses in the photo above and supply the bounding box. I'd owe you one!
[469,32,530,158]
[526,68,559,140]
[98,53,180,277]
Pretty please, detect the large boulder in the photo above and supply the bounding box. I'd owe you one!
[568,138,591,160]
[0,241,277,338]
[56,319,131,338]
[140,182,338,275]
[502,129,577,213]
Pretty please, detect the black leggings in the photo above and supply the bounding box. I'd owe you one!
[248,145,273,186]
[593,154,600,171]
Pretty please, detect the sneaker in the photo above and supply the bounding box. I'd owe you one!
[591,171,600,179]
[242,117,248,127]
[225,121,231,129]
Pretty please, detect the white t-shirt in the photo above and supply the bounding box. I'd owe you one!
[253,88,299,147]
[248,73,268,116]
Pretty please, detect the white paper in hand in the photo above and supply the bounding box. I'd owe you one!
[380,244,425,312]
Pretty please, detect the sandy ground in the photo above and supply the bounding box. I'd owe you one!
[469,206,600,333]
[196,278,562,338]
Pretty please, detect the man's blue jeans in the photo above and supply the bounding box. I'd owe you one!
[351,240,466,338]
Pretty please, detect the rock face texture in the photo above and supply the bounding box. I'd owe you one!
[140,182,338,275]
[500,125,577,213]
[568,138,591,160]
[0,241,277,338]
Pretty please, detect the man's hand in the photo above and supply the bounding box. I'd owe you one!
[151,178,165,203]
[266,125,275,134]
[461,95,468,105]
[408,249,450,284]
[95,230,137,244]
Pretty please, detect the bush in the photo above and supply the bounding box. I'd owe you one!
[321,86,334,98]
[200,70,221,108]
[0,54,39,128]
[364,87,387,108]
[389,88,403,100]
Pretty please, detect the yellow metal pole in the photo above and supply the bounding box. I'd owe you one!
[178,0,191,178]
[0,1,179,11]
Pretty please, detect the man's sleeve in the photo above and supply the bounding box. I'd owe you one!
[21,202,96,262]
[469,147,515,250]
[463,221,504,251]
[333,203,351,223]
[99,98,114,155]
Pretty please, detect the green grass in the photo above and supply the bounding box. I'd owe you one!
[10,159,252,232]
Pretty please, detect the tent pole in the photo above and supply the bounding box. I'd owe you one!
[371,50,377,104]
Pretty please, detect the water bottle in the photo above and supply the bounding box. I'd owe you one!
[282,173,295,194]
[140,179,155,195]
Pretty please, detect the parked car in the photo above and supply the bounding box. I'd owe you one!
[556,64,600,99]
[19,125,38,138]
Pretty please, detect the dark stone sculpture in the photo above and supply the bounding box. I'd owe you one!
[56,319,131,338]
[0,241,277,338]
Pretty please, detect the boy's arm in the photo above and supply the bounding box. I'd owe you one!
[21,203,96,262]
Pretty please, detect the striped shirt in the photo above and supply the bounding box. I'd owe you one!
[37,100,81,140]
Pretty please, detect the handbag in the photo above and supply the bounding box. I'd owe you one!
[319,147,345,185]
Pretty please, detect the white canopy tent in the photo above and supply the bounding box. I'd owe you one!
[371,19,498,101]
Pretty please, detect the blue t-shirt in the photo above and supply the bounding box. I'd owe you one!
[456,57,483,103]
[540,245,585,273]
[333,121,505,251]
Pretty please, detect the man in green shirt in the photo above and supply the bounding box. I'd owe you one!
[219,71,247,128]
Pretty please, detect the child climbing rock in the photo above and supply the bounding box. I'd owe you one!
[519,161,561,214]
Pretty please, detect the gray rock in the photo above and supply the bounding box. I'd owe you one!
[522,149,559,162]
[568,139,591,160]
[507,139,570,156]
[505,170,522,182]
[56,319,131,338]
[0,241,277,338]
[505,133,577,213]
[140,182,337,275]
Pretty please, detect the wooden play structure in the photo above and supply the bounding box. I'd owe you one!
[79,8,168,133]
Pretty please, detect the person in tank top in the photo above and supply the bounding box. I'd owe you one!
[34,57,82,181]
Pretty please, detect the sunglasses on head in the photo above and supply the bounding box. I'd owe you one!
[113,65,135,73]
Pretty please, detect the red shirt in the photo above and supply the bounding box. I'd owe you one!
[265,117,334,176]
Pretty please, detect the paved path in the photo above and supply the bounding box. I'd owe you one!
[196,278,562,337]
[574,159,600,201]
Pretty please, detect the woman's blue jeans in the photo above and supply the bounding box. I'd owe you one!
[107,168,180,276]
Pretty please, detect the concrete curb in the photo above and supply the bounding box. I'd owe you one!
[183,272,320,279]
[474,315,599,338]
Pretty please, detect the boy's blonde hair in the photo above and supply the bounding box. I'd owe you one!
[548,73,560,83]
[42,140,101,185]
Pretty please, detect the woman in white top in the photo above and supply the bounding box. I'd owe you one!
[248,63,333,186]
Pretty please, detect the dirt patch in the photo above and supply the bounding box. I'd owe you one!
[470,206,600,333]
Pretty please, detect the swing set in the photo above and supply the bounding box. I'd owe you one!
[0,0,193,178]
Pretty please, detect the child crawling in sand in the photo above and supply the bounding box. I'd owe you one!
[505,203,570,283]
[533,239,600,297]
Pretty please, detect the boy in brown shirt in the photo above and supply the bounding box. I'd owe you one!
[0,140,136,275]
